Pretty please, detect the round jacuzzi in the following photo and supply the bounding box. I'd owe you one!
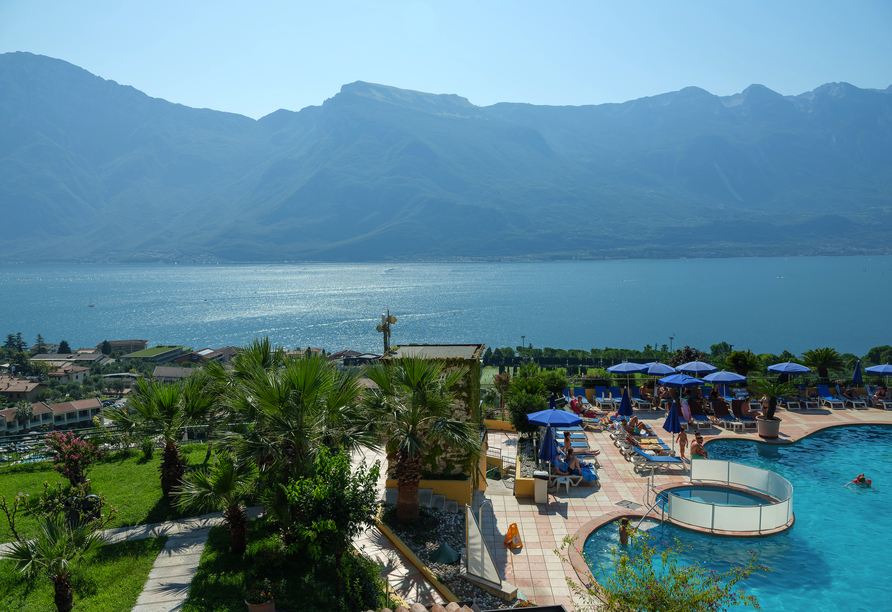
[650,460,794,534]
[657,485,771,507]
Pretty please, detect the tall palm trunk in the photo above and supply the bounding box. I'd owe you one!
[394,451,422,522]
[160,441,185,497]
[52,572,74,612]
[224,503,248,554]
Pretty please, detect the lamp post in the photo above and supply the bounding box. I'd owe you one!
[669,335,675,353]
[521,335,525,362]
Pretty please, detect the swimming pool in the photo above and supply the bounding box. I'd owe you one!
[658,485,770,507]
[584,425,892,611]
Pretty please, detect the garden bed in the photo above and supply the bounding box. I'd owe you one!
[380,503,529,609]
[0,536,168,612]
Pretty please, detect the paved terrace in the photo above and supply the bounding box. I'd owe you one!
[355,406,892,611]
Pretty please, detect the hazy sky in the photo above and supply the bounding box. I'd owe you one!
[2,0,890,119]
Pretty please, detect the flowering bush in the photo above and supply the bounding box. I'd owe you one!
[45,431,103,487]
[245,578,285,604]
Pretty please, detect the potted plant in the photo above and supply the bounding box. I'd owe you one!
[749,378,796,439]
[245,578,285,612]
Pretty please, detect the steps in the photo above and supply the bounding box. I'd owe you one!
[381,487,462,513]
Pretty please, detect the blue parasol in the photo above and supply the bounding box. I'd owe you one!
[526,408,582,428]
[659,373,705,388]
[676,361,718,376]
[646,362,677,408]
[767,362,811,375]
[549,394,557,410]
[865,364,892,376]
[538,425,559,468]
[616,388,634,418]
[703,370,747,384]
[607,361,650,389]
[852,361,863,386]
[661,400,683,454]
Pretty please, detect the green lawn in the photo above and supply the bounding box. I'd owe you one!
[184,522,385,612]
[0,536,167,612]
[0,444,209,544]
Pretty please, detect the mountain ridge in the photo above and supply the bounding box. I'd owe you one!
[1,52,890,263]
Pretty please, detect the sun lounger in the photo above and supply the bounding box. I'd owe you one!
[594,386,616,410]
[629,447,685,472]
[865,385,892,409]
[686,398,712,430]
[794,385,818,409]
[710,400,743,432]
[730,400,758,431]
[836,385,867,409]
[780,396,801,411]
[629,387,653,410]
[816,385,845,409]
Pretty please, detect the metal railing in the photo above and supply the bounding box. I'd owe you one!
[661,459,793,533]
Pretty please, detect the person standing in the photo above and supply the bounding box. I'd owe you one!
[677,429,689,461]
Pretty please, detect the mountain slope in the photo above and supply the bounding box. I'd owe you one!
[1,52,890,262]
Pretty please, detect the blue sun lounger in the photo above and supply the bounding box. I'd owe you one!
[629,387,652,410]
[816,385,844,409]
[594,386,615,410]
[629,447,685,472]
[836,385,867,409]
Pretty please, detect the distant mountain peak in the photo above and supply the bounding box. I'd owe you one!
[335,80,479,116]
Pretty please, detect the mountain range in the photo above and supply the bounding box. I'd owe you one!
[1,51,890,263]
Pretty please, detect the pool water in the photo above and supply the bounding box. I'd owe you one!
[658,485,769,507]
[583,425,892,612]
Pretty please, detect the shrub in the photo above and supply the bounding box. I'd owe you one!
[45,431,103,488]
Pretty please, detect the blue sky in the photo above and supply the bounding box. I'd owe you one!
[1,0,890,119]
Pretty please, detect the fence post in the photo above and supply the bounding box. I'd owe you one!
[711,502,716,531]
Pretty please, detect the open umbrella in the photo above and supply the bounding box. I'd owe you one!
[659,374,704,410]
[527,408,582,428]
[852,361,863,386]
[677,361,718,376]
[662,400,683,454]
[865,364,892,387]
[767,362,811,375]
[703,370,747,384]
[616,388,634,418]
[607,361,649,390]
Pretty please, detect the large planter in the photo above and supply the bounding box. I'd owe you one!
[756,416,781,439]
[245,601,275,612]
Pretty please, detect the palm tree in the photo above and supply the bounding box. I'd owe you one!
[6,515,104,612]
[363,357,482,522]
[726,350,760,377]
[801,348,844,380]
[13,400,33,432]
[174,453,255,554]
[749,378,796,421]
[106,376,213,496]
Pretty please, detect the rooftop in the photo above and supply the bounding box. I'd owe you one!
[124,345,186,358]
[388,344,485,360]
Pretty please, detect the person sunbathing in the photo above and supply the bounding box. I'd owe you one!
[627,417,653,435]
[639,383,654,403]
[555,448,581,475]
[840,384,857,400]
[872,386,888,407]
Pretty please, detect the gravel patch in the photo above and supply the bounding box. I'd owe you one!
[380,503,526,609]
[517,437,540,478]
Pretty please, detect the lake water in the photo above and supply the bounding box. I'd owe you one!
[0,256,890,355]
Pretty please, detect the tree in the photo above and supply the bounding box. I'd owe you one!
[15,332,25,352]
[58,340,72,354]
[363,357,482,522]
[865,345,892,366]
[541,369,569,397]
[482,347,493,366]
[13,401,33,431]
[6,515,105,612]
[559,529,766,612]
[506,391,548,436]
[174,452,256,554]
[801,347,845,380]
[3,334,15,350]
[36,334,46,354]
[726,350,760,376]
[668,346,711,368]
[106,376,212,496]
[101,340,111,355]
[284,448,380,580]
[492,371,512,409]
[749,378,796,421]
[710,342,732,358]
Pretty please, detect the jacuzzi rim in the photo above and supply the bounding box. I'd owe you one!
[657,481,779,506]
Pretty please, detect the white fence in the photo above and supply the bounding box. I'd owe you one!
[663,460,793,532]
